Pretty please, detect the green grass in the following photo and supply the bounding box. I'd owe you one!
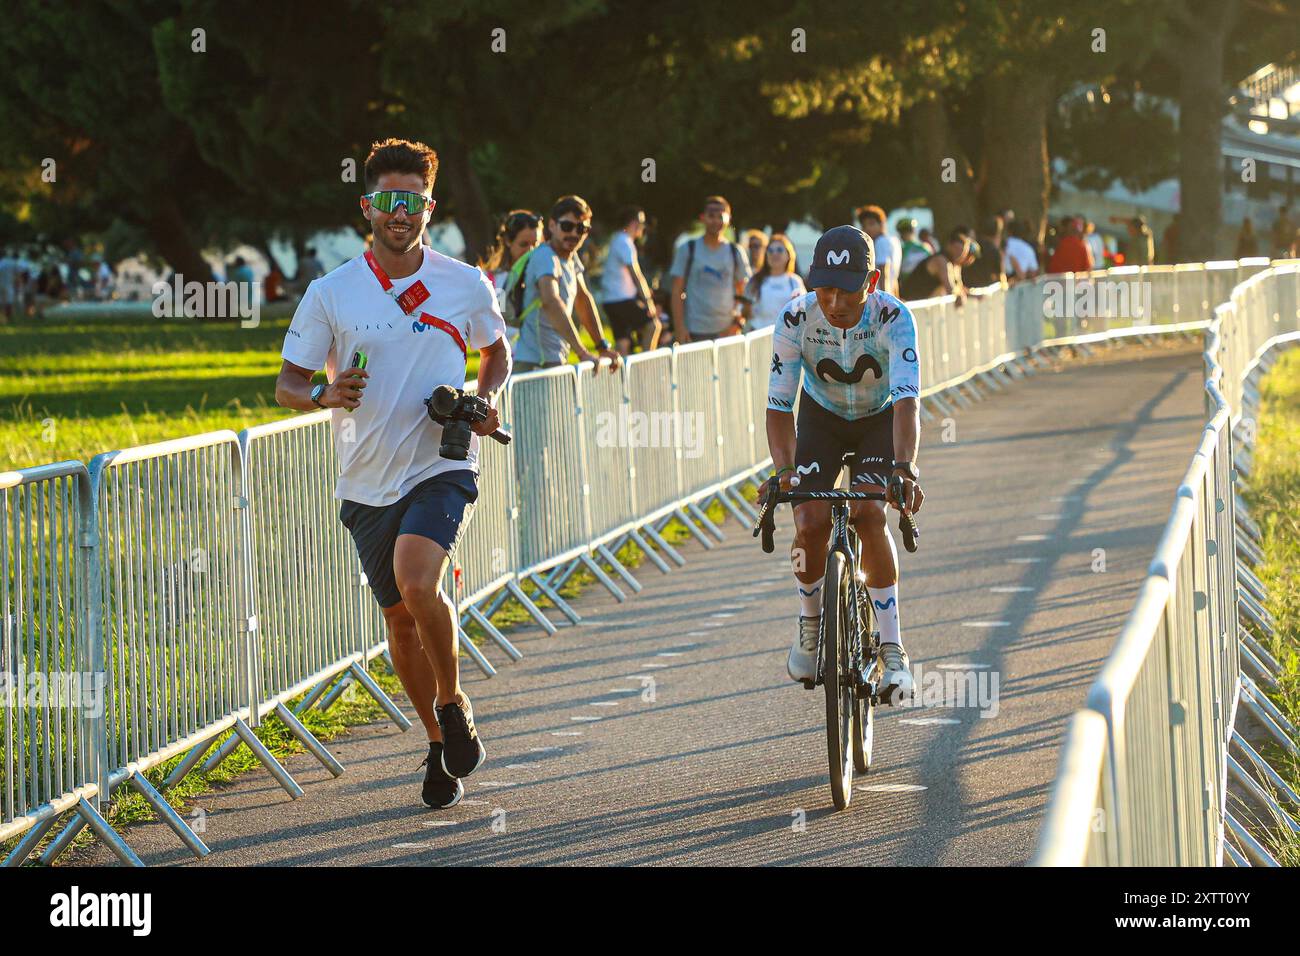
[1243,347,1300,864]
[0,310,489,472]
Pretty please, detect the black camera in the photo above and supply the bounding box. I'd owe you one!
[423,384,511,460]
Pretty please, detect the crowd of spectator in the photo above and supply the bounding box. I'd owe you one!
[470,192,1300,364]
[0,245,122,321]
[10,197,1299,343]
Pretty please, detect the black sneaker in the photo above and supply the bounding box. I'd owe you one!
[420,742,464,809]
[435,696,486,778]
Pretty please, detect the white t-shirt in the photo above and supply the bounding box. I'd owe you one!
[1085,233,1106,270]
[601,231,639,303]
[282,247,507,506]
[1003,236,1040,277]
[749,272,807,330]
[871,234,903,293]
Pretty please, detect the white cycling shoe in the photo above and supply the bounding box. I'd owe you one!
[787,615,820,685]
[879,642,914,704]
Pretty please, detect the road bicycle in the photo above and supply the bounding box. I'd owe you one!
[753,454,920,810]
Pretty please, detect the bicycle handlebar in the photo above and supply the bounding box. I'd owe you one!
[751,479,921,554]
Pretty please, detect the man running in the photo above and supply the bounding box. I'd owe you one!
[766,225,925,700]
[276,138,509,809]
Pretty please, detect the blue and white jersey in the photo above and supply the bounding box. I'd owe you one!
[766,290,920,420]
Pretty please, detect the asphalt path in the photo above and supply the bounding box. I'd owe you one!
[76,341,1207,867]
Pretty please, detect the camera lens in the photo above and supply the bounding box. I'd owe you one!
[429,384,460,417]
[439,419,473,461]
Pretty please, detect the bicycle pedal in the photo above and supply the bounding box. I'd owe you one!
[876,684,915,708]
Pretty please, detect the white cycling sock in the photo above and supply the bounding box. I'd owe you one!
[867,584,901,646]
[796,581,823,618]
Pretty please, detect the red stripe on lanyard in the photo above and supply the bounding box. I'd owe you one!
[366,249,466,356]
[419,314,467,356]
[363,249,393,291]
[366,249,429,314]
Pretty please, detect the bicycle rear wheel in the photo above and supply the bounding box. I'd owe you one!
[822,550,853,810]
[853,601,876,774]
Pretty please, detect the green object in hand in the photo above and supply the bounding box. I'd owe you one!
[346,350,368,413]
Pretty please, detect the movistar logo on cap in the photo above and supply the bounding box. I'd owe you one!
[826,249,850,265]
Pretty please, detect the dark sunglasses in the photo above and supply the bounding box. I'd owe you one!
[557,219,590,235]
[508,212,540,229]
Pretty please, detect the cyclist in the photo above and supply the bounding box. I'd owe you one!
[766,224,925,701]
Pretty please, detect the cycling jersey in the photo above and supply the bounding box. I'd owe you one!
[767,290,920,420]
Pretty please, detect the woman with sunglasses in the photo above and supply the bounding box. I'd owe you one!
[746,233,806,331]
[478,209,540,314]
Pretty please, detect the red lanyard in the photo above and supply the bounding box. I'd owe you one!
[363,249,466,355]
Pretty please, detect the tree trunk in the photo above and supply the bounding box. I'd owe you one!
[291,232,309,282]
[439,139,495,265]
[908,97,978,237]
[1173,0,1239,262]
[980,68,1053,249]
[256,238,285,276]
[144,196,213,283]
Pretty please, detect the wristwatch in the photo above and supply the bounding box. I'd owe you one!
[892,460,919,480]
[596,337,612,351]
[310,383,328,408]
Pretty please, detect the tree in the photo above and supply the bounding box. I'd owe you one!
[0,1,229,279]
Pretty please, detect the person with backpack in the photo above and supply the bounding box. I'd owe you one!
[601,205,661,355]
[668,195,753,343]
[479,209,540,318]
[512,195,621,373]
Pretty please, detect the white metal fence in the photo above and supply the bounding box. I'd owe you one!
[2,258,1281,866]
[1033,262,1300,866]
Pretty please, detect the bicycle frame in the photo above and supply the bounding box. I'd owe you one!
[816,500,871,690]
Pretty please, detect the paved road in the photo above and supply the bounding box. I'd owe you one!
[78,342,1206,867]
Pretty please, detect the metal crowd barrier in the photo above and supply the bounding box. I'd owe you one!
[4,256,1282,867]
[1033,262,1300,866]
[0,462,119,860]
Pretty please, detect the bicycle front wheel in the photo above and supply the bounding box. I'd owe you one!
[822,549,853,810]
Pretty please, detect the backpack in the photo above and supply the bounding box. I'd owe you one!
[683,237,745,295]
[502,248,541,327]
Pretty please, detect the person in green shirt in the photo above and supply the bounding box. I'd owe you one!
[897,218,931,275]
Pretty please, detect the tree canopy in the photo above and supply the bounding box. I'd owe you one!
[1,0,1296,271]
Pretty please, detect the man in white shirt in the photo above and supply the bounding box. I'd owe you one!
[0,249,18,321]
[600,205,660,355]
[1083,221,1106,271]
[856,205,902,296]
[1002,221,1040,283]
[276,138,511,810]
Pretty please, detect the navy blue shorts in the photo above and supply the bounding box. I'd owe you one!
[339,470,479,609]
[794,392,895,494]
